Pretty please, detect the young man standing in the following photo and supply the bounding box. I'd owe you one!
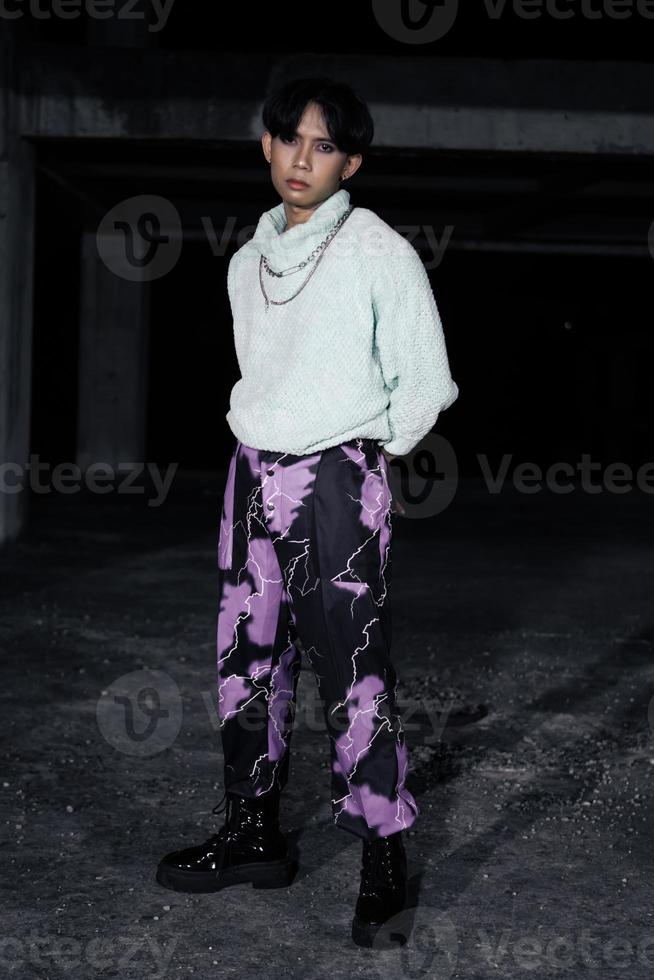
[157,75,459,949]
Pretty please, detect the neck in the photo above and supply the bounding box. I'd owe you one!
[283,186,340,231]
[251,186,351,269]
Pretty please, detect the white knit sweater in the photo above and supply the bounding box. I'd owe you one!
[225,187,458,456]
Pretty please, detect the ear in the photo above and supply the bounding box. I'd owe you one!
[345,153,364,180]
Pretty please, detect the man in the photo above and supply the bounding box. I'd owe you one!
[157,74,458,950]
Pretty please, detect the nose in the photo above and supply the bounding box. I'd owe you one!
[292,145,311,169]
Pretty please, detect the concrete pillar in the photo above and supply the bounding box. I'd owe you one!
[0,40,37,546]
[76,229,150,472]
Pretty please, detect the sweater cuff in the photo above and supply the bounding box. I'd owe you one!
[380,434,419,457]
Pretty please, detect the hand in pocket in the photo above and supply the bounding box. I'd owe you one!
[380,447,405,516]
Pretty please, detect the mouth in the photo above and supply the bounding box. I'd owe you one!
[286,178,310,188]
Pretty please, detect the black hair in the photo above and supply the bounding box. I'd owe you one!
[261,75,374,157]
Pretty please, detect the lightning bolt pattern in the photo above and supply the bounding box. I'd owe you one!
[215,436,420,841]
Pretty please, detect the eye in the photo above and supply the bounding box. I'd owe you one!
[278,136,334,152]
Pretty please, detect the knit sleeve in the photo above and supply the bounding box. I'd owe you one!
[227,253,236,312]
[226,253,245,374]
[372,241,459,457]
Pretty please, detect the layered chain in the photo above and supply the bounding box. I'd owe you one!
[258,206,354,311]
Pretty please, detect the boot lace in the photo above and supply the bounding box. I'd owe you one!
[212,791,227,817]
[361,839,385,891]
[209,790,278,873]
[207,790,236,873]
[361,834,404,893]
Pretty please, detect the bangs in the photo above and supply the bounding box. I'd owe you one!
[262,75,374,157]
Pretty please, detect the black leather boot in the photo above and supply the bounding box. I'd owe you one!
[351,830,410,948]
[156,788,298,893]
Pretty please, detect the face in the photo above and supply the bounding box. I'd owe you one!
[262,101,362,213]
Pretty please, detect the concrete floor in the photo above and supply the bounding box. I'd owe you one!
[1,470,654,979]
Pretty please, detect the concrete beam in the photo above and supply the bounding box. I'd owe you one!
[12,43,654,155]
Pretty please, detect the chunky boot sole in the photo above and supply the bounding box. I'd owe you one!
[156,855,298,894]
[351,907,411,949]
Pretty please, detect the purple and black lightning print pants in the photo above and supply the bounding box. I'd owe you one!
[216,435,420,841]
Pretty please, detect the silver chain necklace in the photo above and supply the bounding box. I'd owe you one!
[259,206,354,311]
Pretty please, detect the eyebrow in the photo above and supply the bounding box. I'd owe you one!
[291,130,334,142]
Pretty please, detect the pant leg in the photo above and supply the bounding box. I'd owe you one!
[216,437,302,799]
[266,437,420,841]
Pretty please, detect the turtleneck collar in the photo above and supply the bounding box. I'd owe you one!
[249,187,352,270]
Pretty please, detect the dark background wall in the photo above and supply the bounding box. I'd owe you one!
[5,3,654,507]
[30,152,654,476]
